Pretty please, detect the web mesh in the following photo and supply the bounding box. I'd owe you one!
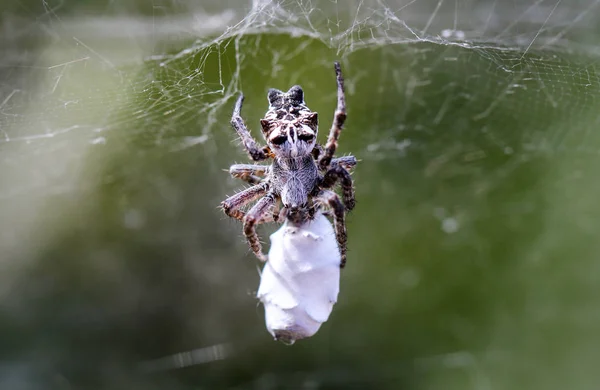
[2,1,599,152]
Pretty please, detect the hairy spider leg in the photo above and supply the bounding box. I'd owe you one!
[321,164,355,211]
[315,189,347,268]
[331,155,357,171]
[229,164,269,185]
[271,198,283,223]
[221,183,278,223]
[318,62,347,171]
[231,94,270,162]
[221,183,268,221]
[243,193,277,262]
[312,145,357,172]
[311,144,323,160]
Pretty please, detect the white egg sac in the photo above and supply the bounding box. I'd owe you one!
[257,212,341,345]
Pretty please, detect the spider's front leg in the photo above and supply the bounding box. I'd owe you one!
[231,94,271,162]
[229,164,269,185]
[244,193,277,262]
[315,190,348,268]
[321,164,355,210]
[318,62,347,171]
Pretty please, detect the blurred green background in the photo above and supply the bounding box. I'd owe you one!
[2,0,600,389]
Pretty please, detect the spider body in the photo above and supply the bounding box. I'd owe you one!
[221,62,355,267]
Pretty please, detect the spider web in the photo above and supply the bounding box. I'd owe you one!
[2,0,600,388]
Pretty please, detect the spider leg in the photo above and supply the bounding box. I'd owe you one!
[315,189,348,268]
[224,207,278,224]
[221,183,268,221]
[271,198,282,223]
[311,144,324,160]
[318,62,347,170]
[231,94,270,161]
[229,164,269,185]
[321,165,355,210]
[313,144,357,172]
[331,155,357,172]
[243,193,276,262]
[313,131,355,175]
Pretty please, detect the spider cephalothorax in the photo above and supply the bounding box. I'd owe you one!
[221,62,356,267]
[259,86,318,159]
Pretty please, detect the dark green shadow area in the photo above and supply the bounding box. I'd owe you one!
[2,29,600,390]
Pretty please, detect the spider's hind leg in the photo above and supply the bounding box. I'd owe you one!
[243,193,276,262]
[221,183,268,221]
[316,189,348,268]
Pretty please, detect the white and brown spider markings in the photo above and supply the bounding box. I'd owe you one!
[221,62,356,268]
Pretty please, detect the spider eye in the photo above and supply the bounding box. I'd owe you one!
[271,135,287,145]
[298,134,314,142]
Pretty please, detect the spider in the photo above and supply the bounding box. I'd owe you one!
[221,62,356,268]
